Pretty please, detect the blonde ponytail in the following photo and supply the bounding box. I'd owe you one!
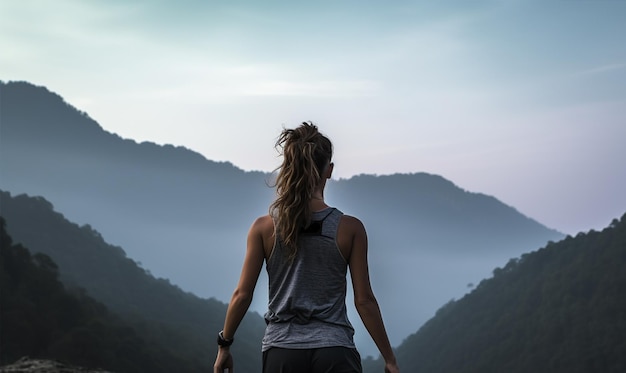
[270,122,333,259]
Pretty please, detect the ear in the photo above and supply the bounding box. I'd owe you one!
[326,162,334,179]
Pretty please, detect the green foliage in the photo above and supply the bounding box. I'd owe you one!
[0,217,199,372]
[0,191,265,372]
[364,213,626,373]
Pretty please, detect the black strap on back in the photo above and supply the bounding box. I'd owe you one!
[300,208,336,236]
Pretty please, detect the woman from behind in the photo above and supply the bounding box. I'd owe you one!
[214,122,399,373]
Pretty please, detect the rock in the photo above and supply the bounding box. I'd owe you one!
[0,357,114,373]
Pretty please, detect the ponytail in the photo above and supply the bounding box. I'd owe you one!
[270,122,333,259]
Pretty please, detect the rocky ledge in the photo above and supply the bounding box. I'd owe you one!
[0,357,114,373]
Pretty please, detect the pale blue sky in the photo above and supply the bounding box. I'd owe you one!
[2,0,625,235]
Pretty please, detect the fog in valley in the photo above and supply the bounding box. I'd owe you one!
[0,82,567,356]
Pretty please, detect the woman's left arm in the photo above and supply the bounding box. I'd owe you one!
[213,216,268,373]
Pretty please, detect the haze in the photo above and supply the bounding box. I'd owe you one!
[1,2,625,234]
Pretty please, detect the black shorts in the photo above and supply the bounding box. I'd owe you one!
[262,346,362,373]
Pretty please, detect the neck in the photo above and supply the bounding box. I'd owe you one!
[310,198,329,212]
[310,189,327,210]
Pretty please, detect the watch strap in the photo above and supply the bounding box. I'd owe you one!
[217,330,234,347]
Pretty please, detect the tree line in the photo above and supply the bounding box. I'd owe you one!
[1,191,264,373]
[0,217,205,372]
[363,213,626,373]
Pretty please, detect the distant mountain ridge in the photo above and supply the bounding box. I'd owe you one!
[0,80,563,354]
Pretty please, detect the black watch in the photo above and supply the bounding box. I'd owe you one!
[217,331,234,347]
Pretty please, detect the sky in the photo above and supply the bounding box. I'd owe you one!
[1,0,625,236]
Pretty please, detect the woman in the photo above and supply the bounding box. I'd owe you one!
[214,122,399,373]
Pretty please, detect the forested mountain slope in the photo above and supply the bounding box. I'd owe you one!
[0,217,199,372]
[363,213,626,373]
[0,191,265,373]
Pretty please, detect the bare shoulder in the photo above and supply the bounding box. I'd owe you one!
[337,214,367,261]
[250,215,275,258]
[251,214,274,231]
[340,214,366,233]
[250,214,275,239]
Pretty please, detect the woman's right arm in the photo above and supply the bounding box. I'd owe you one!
[344,216,400,373]
[213,216,269,373]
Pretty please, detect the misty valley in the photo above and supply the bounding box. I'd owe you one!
[1,81,625,372]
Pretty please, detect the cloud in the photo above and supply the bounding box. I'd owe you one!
[240,79,379,97]
[576,63,626,76]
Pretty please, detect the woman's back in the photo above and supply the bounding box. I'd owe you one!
[213,122,399,373]
[262,207,355,350]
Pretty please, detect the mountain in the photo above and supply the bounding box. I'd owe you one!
[362,213,626,372]
[0,80,563,354]
[0,191,265,373]
[0,216,200,372]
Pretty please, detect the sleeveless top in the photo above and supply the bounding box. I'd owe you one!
[262,207,355,351]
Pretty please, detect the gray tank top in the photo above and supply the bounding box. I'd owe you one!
[262,207,355,351]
